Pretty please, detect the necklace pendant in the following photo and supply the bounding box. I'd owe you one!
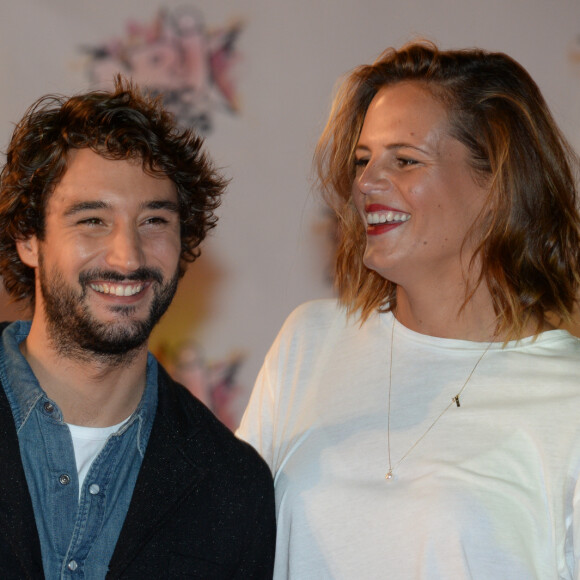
[385,470,394,481]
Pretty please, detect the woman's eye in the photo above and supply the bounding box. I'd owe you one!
[396,157,418,168]
[354,158,369,168]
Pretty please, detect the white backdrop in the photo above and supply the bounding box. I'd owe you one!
[1,0,579,423]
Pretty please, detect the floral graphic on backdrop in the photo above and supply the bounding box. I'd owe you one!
[80,6,245,429]
[82,6,242,133]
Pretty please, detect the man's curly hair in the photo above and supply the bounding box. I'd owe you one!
[0,76,227,306]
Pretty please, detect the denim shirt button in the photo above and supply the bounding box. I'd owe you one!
[59,474,71,485]
[67,560,78,571]
[43,402,54,413]
[89,483,100,495]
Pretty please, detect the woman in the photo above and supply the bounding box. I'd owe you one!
[238,42,580,578]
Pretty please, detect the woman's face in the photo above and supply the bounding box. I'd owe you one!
[352,81,489,289]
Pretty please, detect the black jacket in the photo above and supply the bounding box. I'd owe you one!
[0,355,276,578]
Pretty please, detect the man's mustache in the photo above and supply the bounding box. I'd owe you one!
[79,268,164,285]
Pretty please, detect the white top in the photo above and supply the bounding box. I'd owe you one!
[237,299,580,579]
[68,418,129,498]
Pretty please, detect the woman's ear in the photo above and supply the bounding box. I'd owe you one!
[16,236,39,268]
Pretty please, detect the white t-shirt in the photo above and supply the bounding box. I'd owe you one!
[68,417,129,498]
[237,299,580,579]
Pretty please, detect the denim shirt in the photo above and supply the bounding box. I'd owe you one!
[0,321,158,580]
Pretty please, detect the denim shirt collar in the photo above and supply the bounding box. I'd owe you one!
[0,320,158,435]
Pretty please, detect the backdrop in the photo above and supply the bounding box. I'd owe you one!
[1,0,579,426]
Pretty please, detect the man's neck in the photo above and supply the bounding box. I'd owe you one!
[20,321,149,427]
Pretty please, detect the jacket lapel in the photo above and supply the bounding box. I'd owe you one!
[0,382,44,577]
[107,368,210,575]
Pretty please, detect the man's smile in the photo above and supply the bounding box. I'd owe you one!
[89,281,147,297]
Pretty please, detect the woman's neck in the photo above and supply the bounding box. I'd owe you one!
[394,281,548,342]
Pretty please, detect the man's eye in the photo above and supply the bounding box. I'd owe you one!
[144,216,169,225]
[78,218,103,226]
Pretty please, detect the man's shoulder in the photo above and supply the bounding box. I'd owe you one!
[155,366,272,481]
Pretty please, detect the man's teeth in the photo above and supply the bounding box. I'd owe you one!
[90,283,144,297]
[366,211,411,225]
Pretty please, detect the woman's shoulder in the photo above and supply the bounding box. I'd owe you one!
[281,298,360,336]
[286,298,345,322]
[274,298,384,349]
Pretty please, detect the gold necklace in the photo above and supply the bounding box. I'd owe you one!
[385,316,493,481]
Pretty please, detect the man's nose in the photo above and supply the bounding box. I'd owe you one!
[104,225,145,273]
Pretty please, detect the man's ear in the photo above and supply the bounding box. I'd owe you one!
[16,236,40,268]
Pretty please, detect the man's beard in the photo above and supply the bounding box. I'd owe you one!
[38,259,179,364]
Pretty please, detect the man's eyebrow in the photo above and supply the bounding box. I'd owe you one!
[144,200,180,213]
[62,200,180,217]
[63,201,109,217]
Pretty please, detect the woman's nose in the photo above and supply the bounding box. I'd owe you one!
[356,161,392,195]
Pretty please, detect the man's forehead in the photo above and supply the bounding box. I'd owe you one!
[47,148,177,208]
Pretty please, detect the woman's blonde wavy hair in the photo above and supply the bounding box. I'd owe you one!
[314,41,580,339]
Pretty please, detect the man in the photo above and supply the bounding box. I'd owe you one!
[0,79,275,578]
